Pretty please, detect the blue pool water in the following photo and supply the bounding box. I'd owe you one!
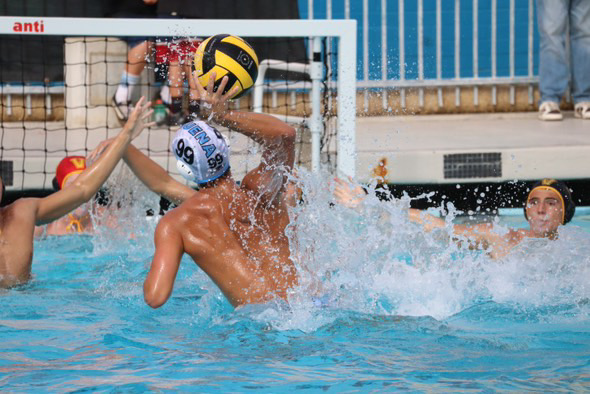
[2,182,590,391]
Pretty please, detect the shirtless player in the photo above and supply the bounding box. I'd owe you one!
[335,177,576,259]
[106,74,298,308]
[0,98,153,287]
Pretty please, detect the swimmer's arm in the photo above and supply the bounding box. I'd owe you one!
[409,209,498,250]
[196,73,296,158]
[123,145,196,205]
[220,111,296,204]
[455,223,517,257]
[195,74,296,204]
[408,208,446,232]
[144,217,184,309]
[35,98,153,225]
[334,177,367,208]
[217,111,296,168]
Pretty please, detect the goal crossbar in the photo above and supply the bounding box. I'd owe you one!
[0,16,357,178]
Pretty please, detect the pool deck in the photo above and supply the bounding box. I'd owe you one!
[355,111,590,183]
[1,111,589,190]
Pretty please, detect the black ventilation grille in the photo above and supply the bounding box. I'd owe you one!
[0,161,14,186]
[444,153,501,179]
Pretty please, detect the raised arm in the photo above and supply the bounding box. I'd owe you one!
[35,98,153,225]
[216,110,295,201]
[88,139,196,205]
[410,208,505,251]
[193,73,296,205]
[123,145,196,205]
[334,177,504,252]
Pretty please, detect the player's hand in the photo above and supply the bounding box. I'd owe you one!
[191,71,239,121]
[123,96,155,140]
[86,138,115,166]
[334,177,366,208]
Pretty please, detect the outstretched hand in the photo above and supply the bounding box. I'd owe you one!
[124,96,155,140]
[190,71,240,120]
[334,177,366,208]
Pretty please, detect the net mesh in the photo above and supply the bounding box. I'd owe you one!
[0,26,339,194]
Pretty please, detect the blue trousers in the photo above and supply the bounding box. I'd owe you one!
[537,0,590,104]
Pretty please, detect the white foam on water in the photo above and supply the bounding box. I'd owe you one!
[89,165,161,254]
[88,168,590,328]
[284,170,590,322]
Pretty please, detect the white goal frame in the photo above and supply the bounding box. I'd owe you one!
[0,16,357,180]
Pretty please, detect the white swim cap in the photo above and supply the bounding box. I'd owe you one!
[171,121,230,184]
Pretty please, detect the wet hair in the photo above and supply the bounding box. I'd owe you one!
[524,178,576,225]
[52,176,60,191]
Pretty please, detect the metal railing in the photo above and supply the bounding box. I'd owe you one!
[0,84,64,116]
[301,0,539,110]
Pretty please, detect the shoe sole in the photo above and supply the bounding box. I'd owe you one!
[538,114,563,121]
[111,97,129,121]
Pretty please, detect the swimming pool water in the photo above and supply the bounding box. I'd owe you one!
[2,204,590,391]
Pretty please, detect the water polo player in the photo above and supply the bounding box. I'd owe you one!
[34,156,93,236]
[95,73,299,308]
[0,98,153,288]
[34,152,119,237]
[335,177,576,259]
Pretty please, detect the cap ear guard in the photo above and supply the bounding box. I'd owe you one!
[176,159,196,181]
[52,176,60,191]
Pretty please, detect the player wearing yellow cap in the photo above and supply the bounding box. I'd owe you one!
[0,98,153,287]
[335,177,576,259]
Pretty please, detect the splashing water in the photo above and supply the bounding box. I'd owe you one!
[280,170,590,324]
[5,168,590,391]
[89,165,161,254]
[70,167,590,327]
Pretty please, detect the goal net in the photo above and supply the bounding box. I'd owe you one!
[0,16,356,194]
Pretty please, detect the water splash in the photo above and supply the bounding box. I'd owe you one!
[84,167,590,328]
[282,170,590,324]
[89,165,161,254]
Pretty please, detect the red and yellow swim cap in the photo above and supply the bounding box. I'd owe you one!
[55,156,86,190]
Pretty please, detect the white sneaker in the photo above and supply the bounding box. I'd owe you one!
[538,101,563,121]
[111,95,133,121]
[574,102,590,120]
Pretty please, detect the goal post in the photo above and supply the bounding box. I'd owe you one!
[0,16,356,191]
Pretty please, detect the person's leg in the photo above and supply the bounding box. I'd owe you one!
[166,39,185,125]
[185,39,202,120]
[126,40,151,75]
[536,0,570,105]
[570,0,590,118]
[113,40,151,120]
[186,62,200,121]
[167,59,184,123]
[154,38,171,106]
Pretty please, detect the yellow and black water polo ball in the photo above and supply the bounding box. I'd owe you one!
[193,34,259,99]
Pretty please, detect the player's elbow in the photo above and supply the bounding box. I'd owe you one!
[144,290,166,309]
[274,125,296,152]
[281,124,296,142]
[143,282,168,309]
